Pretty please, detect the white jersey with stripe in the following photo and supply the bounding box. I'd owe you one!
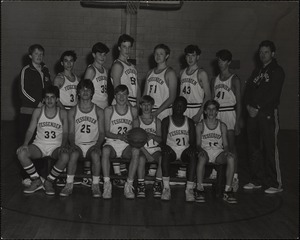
[90,65,108,109]
[34,107,63,145]
[166,116,189,151]
[201,120,223,151]
[75,104,99,146]
[105,105,133,145]
[214,74,236,112]
[139,116,160,150]
[146,67,170,120]
[111,59,138,106]
[59,75,79,108]
[180,68,204,118]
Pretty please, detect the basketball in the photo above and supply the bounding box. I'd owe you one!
[127,127,148,148]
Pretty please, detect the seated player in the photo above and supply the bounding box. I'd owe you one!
[160,96,197,201]
[101,84,140,199]
[134,95,163,198]
[60,79,105,198]
[16,85,69,195]
[195,100,237,204]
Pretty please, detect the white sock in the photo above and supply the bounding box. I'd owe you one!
[103,177,110,183]
[92,176,100,184]
[186,181,194,190]
[162,177,170,189]
[234,173,238,179]
[66,175,74,183]
[225,185,231,192]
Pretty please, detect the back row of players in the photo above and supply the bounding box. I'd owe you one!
[17,34,241,203]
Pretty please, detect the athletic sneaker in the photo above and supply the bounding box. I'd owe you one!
[264,187,283,194]
[185,188,195,202]
[102,181,112,199]
[82,178,92,187]
[161,187,171,201]
[113,178,125,188]
[232,178,239,192]
[124,182,135,199]
[153,181,163,198]
[44,179,55,195]
[223,190,237,204]
[243,182,262,190]
[194,189,205,203]
[137,183,146,198]
[24,177,44,194]
[59,182,73,197]
[91,183,102,198]
[56,178,66,187]
[22,178,32,187]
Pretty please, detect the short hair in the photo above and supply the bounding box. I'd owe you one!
[259,40,276,52]
[60,50,77,62]
[43,85,59,99]
[154,44,171,56]
[114,84,129,95]
[28,44,45,55]
[77,79,95,97]
[184,45,201,56]
[92,42,110,54]
[174,96,187,107]
[117,34,134,47]
[140,95,155,106]
[203,100,220,112]
[216,49,232,62]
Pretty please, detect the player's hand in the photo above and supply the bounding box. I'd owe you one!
[197,148,206,158]
[119,133,128,143]
[59,145,69,154]
[16,145,29,155]
[192,115,200,124]
[247,105,259,118]
[224,151,234,159]
[69,144,78,153]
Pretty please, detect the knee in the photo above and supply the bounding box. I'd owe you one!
[18,149,29,162]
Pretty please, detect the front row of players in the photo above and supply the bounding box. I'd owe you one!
[17,80,237,203]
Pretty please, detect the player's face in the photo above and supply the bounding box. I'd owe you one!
[79,87,93,100]
[115,90,128,105]
[185,52,199,66]
[154,48,168,64]
[61,56,74,71]
[119,41,132,59]
[205,104,218,119]
[44,93,57,108]
[172,100,187,116]
[94,52,107,65]
[259,46,274,65]
[218,58,230,71]
[30,49,44,65]
[141,102,153,114]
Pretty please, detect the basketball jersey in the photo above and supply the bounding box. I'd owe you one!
[166,116,189,151]
[59,74,79,108]
[105,105,133,144]
[201,120,223,151]
[90,65,108,109]
[75,104,99,146]
[145,67,170,120]
[34,107,63,145]
[139,116,159,150]
[214,74,236,112]
[111,59,138,106]
[180,68,204,118]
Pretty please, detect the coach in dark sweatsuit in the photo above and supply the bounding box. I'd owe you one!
[243,40,285,194]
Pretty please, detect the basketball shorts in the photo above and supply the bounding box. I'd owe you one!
[104,139,129,158]
[174,146,187,161]
[145,146,161,155]
[76,143,97,158]
[184,104,202,120]
[32,141,60,158]
[217,110,236,130]
[92,98,108,110]
[204,148,224,163]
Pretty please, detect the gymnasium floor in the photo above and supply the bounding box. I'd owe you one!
[1,120,299,239]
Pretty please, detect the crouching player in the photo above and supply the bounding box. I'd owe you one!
[195,100,237,204]
[16,85,69,195]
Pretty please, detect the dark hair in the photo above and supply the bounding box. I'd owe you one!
[28,44,45,55]
[60,50,77,62]
[203,99,220,112]
[154,44,171,56]
[77,79,95,97]
[43,85,59,99]
[140,95,155,106]
[174,96,187,107]
[114,84,129,95]
[216,49,232,62]
[184,45,201,56]
[259,40,276,52]
[117,34,134,47]
[92,42,110,54]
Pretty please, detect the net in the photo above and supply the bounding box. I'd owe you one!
[126,1,140,15]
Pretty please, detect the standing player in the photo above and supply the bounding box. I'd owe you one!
[16,85,69,195]
[195,100,237,204]
[160,96,197,201]
[101,85,140,199]
[134,95,163,198]
[211,49,242,191]
[60,79,105,198]
[180,44,211,123]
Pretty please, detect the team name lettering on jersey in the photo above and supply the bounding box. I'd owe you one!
[169,129,189,137]
[64,85,77,91]
[181,78,198,85]
[125,68,137,75]
[111,118,132,125]
[202,133,222,139]
[75,116,97,124]
[215,84,231,91]
[147,77,164,85]
[144,127,156,134]
[38,122,61,129]
[96,75,107,82]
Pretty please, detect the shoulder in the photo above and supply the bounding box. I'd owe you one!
[85,65,96,74]
[166,67,176,75]
[33,107,42,116]
[161,116,170,126]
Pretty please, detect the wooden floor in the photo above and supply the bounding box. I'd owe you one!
[1,120,299,239]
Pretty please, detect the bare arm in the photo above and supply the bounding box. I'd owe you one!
[161,117,169,146]
[142,70,152,96]
[211,77,216,99]
[220,121,229,152]
[232,75,243,134]
[188,118,196,148]
[110,61,123,88]
[84,66,96,81]
[53,74,65,109]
